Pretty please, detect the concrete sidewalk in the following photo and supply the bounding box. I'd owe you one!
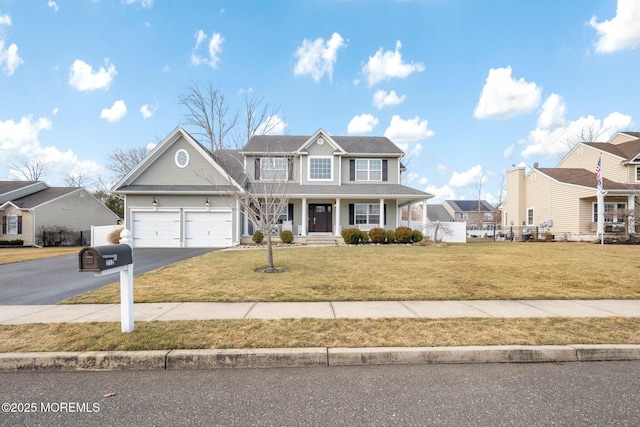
[1,299,640,324]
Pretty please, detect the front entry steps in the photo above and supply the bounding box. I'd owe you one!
[305,235,340,246]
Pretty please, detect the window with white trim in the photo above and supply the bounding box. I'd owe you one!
[309,157,332,180]
[355,159,382,181]
[355,203,380,225]
[260,158,288,181]
[593,202,627,223]
[2,215,22,235]
[636,165,640,182]
[527,208,534,226]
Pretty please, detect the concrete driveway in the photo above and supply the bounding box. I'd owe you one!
[0,248,218,305]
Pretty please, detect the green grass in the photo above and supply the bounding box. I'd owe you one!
[64,241,640,304]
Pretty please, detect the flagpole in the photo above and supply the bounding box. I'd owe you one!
[596,153,604,245]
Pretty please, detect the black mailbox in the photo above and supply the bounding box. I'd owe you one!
[79,244,133,273]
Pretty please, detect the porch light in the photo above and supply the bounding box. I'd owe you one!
[152,197,158,207]
[205,198,210,207]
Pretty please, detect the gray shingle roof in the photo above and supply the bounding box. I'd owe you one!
[116,185,239,193]
[9,187,79,208]
[425,204,454,222]
[445,200,496,212]
[249,183,431,198]
[243,135,404,155]
[0,181,39,195]
[583,139,640,162]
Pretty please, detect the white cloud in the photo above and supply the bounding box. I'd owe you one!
[473,66,541,120]
[449,165,484,188]
[140,103,157,119]
[254,115,287,135]
[0,16,23,77]
[123,0,154,8]
[0,40,23,76]
[347,114,379,134]
[191,30,224,68]
[436,164,448,175]
[48,1,59,12]
[372,90,406,109]
[68,59,117,91]
[383,115,434,150]
[419,177,428,185]
[519,95,633,159]
[503,144,514,159]
[100,100,127,122]
[0,115,103,183]
[589,0,640,53]
[362,41,425,87]
[424,184,456,203]
[293,32,345,82]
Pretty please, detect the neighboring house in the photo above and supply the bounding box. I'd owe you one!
[113,127,433,248]
[501,131,640,241]
[0,181,120,246]
[442,200,499,236]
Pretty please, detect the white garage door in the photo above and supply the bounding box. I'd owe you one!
[132,211,181,248]
[185,211,233,248]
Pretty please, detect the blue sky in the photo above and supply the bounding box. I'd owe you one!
[1,0,639,205]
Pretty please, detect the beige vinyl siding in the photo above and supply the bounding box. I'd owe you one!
[0,205,34,245]
[609,133,637,145]
[502,168,526,227]
[136,137,229,186]
[558,145,628,183]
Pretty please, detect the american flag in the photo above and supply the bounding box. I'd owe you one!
[596,154,602,190]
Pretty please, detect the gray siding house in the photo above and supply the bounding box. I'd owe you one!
[0,181,119,246]
[113,127,433,248]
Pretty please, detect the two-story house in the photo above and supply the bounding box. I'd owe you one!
[113,127,433,247]
[501,131,640,241]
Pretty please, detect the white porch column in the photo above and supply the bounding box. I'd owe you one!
[629,194,636,235]
[301,197,308,236]
[407,202,412,229]
[335,198,341,236]
[422,199,428,234]
[379,198,384,228]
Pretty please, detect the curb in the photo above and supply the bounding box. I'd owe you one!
[1,345,640,372]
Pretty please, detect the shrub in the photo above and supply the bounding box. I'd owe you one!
[395,226,413,243]
[252,230,264,244]
[411,229,424,243]
[0,239,23,246]
[280,230,294,244]
[369,227,386,244]
[385,229,396,244]
[341,227,362,244]
[108,226,124,245]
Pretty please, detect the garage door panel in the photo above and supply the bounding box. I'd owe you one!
[185,211,232,247]
[132,211,180,248]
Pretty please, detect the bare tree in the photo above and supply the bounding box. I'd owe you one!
[64,172,93,188]
[8,156,50,181]
[179,81,238,152]
[181,83,290,271]
[563,123,611,150]
[106,147,149,181]
[94,178,124,218]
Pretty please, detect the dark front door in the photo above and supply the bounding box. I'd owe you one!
[308,204,332,233]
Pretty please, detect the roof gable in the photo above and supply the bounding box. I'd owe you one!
[2,187,80,209]
[535,167,639,191]
[445,200,495,212]
[113,126,242,192]
[0,181,49,203]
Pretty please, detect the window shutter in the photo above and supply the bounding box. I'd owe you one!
[255,158,260,180]
[288,158,294,180]
[288,203,294,221]
[349,204,354,225]
[382,160,388,181]
[1,216,6,234]
[350,159,355,181]
[384,204,387,225]
[17,216,22,234]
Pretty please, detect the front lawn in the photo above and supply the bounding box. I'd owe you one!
[63,241,640,304]
[0,247,80,265]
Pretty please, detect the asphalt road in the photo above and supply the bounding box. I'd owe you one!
[0,248,217,305]
[1,361,639,426]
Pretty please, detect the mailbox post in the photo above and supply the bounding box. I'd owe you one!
[79,230,134,333]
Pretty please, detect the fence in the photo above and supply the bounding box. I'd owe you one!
[37,229,91,247]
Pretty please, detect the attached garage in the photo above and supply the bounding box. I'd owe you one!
[132,211,181,248]
[184,210,233,248]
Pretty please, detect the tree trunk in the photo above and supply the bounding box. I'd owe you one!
[266,233,274,270]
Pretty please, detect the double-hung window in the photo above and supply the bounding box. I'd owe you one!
[355,204,380,225]
[355,159,382,181]
[259,158,288,181]
[2,215,22,235]
[593,202,626,223]
[309,157,332,180]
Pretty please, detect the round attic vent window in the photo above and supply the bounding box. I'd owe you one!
[317,137,324,145]
[175,149,189,168]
